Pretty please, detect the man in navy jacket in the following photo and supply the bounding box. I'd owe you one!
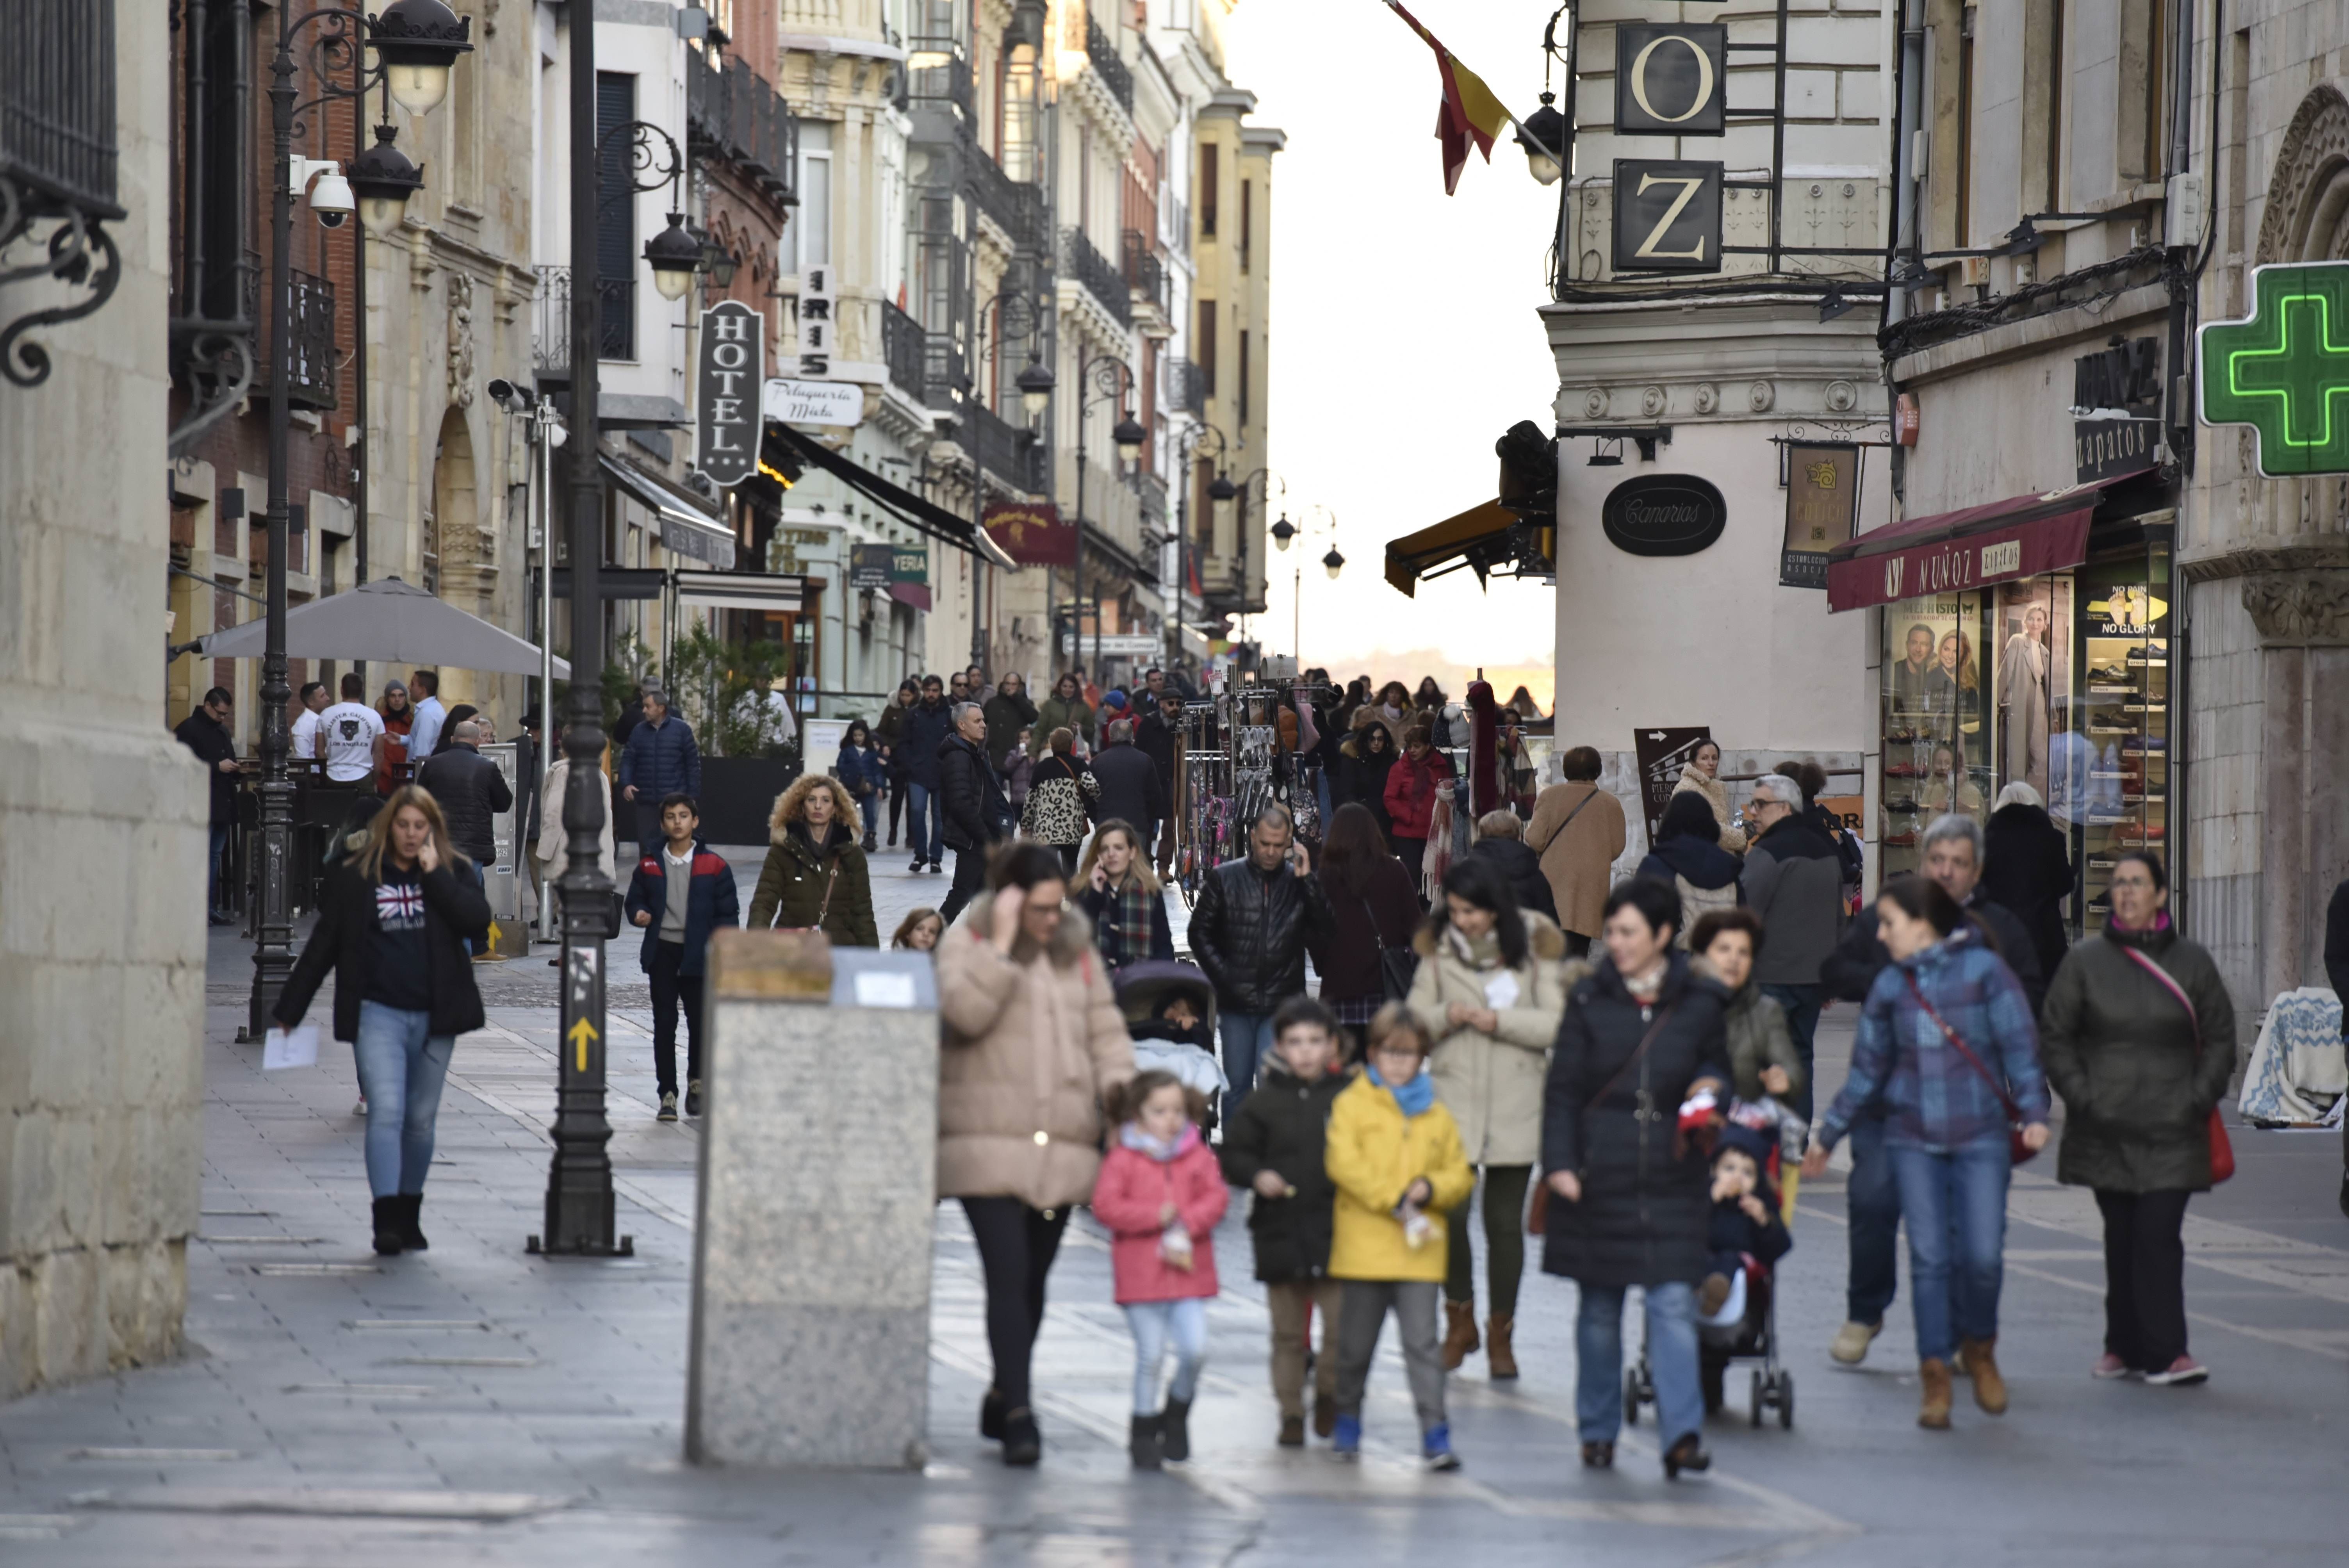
[618,689,702,852]
[901,674,955,873]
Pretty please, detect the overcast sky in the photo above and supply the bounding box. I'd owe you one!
[1221,0,1565,700]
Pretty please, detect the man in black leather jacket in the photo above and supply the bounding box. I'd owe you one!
[414,719,514,868]
[1815,810,2041,1371]
[936,702,1010,924]
[1186,803,1335,1099]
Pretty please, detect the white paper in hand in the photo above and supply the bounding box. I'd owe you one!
[263,1023,319,1071]
[1483,971,1521,1011]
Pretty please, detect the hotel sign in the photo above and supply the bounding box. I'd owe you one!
[695,301,763,490]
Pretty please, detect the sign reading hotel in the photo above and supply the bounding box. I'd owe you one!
[695,301,763,490]
[1780,442,1859,589]
[2198,260,2349,476]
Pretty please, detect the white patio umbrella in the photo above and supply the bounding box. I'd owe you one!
[194,576,570,677]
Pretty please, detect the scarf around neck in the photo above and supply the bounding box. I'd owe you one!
[1444,925,1503,970]
[1368,1063,1436,1118]
[1119,1121,1199,1162]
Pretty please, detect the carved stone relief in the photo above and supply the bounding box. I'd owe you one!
[2242,571,2349,645]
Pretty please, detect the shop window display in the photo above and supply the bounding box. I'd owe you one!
[1877,541,2171,940]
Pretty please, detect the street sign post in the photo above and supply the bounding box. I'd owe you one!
[2198,260,2349,476]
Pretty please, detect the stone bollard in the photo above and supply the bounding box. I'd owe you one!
[685,928,939,1468]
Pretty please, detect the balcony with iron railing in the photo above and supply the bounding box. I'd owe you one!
[1121,230,1168,319]
[533,266,636,375]
[1168,357,1207,417]
[277,269,337,411]
[1058,449,1144,569]
[967,398,1045,495]
[687,48,798,207]
[905,41,974,122]
[1085,15,1134,116]
[965,137,1047,255]
[1062,226,1131,329]
[882,299,928,403]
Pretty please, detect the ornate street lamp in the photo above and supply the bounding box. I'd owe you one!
[1269,513,1296,551]
[1017,355,1055,418]
[348,123,424,238]
[244,1,466,1044]
[1518,91,1567,187]
[645,212,702,301]
[1323,545,1346,579]
[1167,422,1229,677]
[1068,354,1139,676]
[1112,410,1147,459]
[1208,470,1237,506]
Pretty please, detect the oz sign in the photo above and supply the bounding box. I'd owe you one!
[2198,260,2349,476]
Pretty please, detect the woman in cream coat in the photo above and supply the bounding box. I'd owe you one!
[1406,854,1574,1379]
[1669,739,1747,855]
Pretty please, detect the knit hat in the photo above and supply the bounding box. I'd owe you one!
[1102,688,1129,712]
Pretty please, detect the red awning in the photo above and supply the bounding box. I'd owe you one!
[1824,468,2151,613]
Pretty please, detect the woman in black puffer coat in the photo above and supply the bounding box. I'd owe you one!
[1542,877,1731,1480]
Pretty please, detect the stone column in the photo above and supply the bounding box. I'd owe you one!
[685,930,939,1468]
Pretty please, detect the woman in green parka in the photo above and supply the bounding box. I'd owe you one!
[1032,670,1095,758]
[2039,850,2233,1387]
[746,773,878,946]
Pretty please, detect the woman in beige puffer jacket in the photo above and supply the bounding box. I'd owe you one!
[1405,854,1577,1379]
[935,842,1135,1465]
[1670,739,1747,855]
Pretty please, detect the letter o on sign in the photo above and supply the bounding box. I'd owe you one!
[1613,24,1727,137]
[1629,35,1716,125]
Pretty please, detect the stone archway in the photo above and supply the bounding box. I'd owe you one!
[2254,84,2349,266]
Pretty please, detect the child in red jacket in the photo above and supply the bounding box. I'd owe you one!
[1092,1069,1230,1469]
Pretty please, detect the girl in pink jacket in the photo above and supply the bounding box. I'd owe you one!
[1093,1069,1230,1469]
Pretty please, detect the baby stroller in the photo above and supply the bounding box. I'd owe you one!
[1625,1121,1796,1431]
[1112,960,1231,1131]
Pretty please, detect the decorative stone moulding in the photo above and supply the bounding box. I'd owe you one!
[1749,380,1775,413]
[2242,571,2349,645]
[1825,379,1858,413]
[1641,384,1666,417]
[1584,386,1609,418]
[1693,382,1717,414]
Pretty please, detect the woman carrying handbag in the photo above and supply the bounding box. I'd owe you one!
[2039,850,2234,1387]
[1804,875,2050,1431]
[747,775,877,946]
[1308,803,1422,1058]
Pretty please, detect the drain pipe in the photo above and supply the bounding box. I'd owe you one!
[1882,0,1927,504]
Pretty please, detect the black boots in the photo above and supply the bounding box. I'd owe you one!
[1000,1407,1041,1466]
[396,1193,429,1252]
[1159,1397,1192,1462]
[370,1194,428,1256]
[1128,1413,1163,1469]
[979,1387,1006,1441]
[371,1196,404,1256]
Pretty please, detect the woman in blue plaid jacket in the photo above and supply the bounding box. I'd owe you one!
[1804,874,2050,1432]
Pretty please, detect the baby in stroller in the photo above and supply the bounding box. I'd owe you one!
[1117,962,1232,1130]
[1699,1125,1791,1346]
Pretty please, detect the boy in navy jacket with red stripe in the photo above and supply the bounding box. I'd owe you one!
[625,793,740,1119]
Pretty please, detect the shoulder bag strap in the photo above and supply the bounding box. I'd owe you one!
[815,860,840,928]
[2117,945,2204,1051]
[1903,969,2023,1121]
[1588,1001,1679,1108]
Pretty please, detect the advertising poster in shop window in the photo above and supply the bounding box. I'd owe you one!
[1781,442,1859,588]
[1633,726,1714,843]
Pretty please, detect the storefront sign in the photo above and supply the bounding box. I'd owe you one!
[1602,474,1727,556]
[1611,159,1723,274]
[1633,727,1713,844]
[1780,442,1859,589]
[1613,25,1726,135]
[983,501,1073,566]
[1825,504,2094,612]
[2198,260,2349,476]
[695,301,763,490]
[2074,417,2160,484]
[795,262,834,376]
[2073,337,2162,414]
[1059,633,1164,658]
[849,543,894,591]
[763,376,864,428]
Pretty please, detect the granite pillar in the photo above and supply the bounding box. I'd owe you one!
[685,930,939,1469]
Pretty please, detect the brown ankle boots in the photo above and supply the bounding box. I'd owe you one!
[1440,1301,1480,1371]
[1918,1358,1954,1429]
[1486,1315,1518,1380]
[1962,1337,2007,1414]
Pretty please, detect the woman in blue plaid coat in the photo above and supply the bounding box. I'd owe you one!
[1804,873,2050,1432]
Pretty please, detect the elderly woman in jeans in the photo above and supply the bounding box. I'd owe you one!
[1805,874,2050,1431]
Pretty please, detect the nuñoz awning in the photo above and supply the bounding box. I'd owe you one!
[1823,466,2153,613]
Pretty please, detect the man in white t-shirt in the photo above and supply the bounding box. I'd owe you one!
[317,672,387,788]
[406,669,446,764]
[289,680,329,764]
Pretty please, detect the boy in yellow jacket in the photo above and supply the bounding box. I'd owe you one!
[1325,1003,1475,1469]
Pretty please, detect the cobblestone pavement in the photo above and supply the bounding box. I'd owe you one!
[27,855,2349,1564]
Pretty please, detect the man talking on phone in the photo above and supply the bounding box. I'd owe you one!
[1185,802,1334,1100]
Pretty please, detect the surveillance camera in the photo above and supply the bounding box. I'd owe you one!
[487,378,518,408]
[308,169,354,229]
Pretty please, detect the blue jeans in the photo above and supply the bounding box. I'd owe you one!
[209,821,233,914]
[906,781,943,863]
[1219,1012,1279,1101]
[1888,1135,2010,1362]
[1124,1297,1208,1414]
[1846,1110,1902,1325]
[352,1000,456,1199]
[1577,1281,1702,1447]
[1762,982,1823,1122]
[855,789,879,842]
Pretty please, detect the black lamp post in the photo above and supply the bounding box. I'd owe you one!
[531,87,690,1258]
[243,0,460,1044]
[1067,354,1142,677]
[1168,422,1228,676]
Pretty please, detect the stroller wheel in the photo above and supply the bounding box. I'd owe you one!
[1750,1369,1765,1427]
[1622,1367,1641,1425]
[1779,1372,1795,1430]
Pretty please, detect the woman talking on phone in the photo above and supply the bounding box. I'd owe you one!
[274,785,491,1257]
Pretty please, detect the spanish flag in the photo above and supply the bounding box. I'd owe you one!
[1383,1,1515,194]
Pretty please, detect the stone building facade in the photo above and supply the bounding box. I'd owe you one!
[3,12,207,1397]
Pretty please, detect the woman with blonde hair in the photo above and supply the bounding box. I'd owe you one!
[273,785,492,1257]
[747,772,877,945]
[1076,818,1174,971]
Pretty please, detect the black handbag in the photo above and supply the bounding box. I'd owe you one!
[1359,891,1418,1001]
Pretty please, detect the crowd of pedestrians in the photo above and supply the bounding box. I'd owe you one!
[225,666,2276,1483]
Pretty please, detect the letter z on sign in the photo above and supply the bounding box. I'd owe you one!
[1979,539,2021,576]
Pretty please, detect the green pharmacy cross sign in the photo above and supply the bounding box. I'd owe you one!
[2199,260,2349,476]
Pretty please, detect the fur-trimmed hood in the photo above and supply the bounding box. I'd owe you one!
[1411,907,1567,962]
[768,774,855,844]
